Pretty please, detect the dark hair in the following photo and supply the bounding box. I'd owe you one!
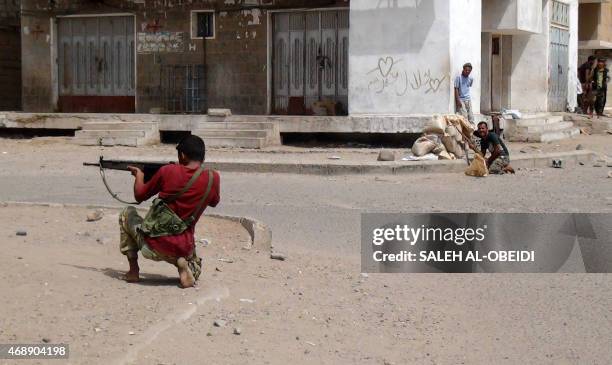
[477,121,488,128]
[463,63,473,70]
[597,58,607,63]
[176,135,205,162]
[588,56,596,62]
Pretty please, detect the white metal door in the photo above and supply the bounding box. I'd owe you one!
[548,1,570,112]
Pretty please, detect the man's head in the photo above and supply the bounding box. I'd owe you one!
[176,135,206,164]
[477,121,489,138]
[597,58,607,69]
[462,63,473,77]
[588,56,596,66]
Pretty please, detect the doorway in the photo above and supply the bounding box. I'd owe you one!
[57,16,135,113]
[272,10,349,115]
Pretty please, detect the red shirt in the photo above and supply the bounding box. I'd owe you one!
[135,164,220,258]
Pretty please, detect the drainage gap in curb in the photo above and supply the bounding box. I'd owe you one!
[160,130,192,144]
[281,132,421,149]
[0,128,76,138]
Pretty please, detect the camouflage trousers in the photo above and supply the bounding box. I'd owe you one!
[119,206,202,280]
[489,155,510,175]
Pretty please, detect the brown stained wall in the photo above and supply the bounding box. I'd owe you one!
[0,0,21,110]
[19,0,348,113]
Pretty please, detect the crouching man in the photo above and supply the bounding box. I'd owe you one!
[470,122,515,174]
[119,135,220,288]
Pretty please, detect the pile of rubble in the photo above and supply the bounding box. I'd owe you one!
[409,115,475,160]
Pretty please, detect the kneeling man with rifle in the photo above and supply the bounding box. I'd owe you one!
[120,135,220,288]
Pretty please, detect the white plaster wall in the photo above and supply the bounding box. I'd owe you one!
[449,0,482,114]
[348,0,451,115]
[483,0,542,34]
[509,0,550,112]
[481,33,492,112]
[567,0,578,111]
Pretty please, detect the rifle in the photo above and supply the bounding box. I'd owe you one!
[84,156,175,204]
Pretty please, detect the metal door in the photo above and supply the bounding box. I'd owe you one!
[548,1,569,112]
[58,16,135,112]
[273,10,349,115]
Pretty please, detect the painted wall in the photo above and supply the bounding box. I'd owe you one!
[449,0,482,114]
[567,0,578,112]
[507,0,550,112]
[349,0,454,116]
[483,0,542,34]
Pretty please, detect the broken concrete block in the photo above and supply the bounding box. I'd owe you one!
[208,109,232,117]
[377,150,396,162]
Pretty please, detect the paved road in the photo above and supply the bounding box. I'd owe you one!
[1,164,610,254]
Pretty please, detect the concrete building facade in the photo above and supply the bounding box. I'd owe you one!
[17,0,580,128]
[0,0,21,111]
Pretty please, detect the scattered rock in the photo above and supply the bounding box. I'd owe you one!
[42,338,51,343]
[377,150,396,162]
[579,162,585,166]
[0,202,7,207]
[16,230,27,236]
[328,156,341,160]
[576,144,584,150]
[199,238,211,247]
[213,319,227,328]
[270,253,286,261]
[16,256,22,260]
[217,258,234,263]
[128,331,135,335]
[360,273,369,278]
[608,171,612,179]
[239,298,255,303]
[86,210,104,222]
[233,327,242,335]
[94,327,102,333]
[593,162,603,168]
[206,332,212,337]
[215,267,222,272]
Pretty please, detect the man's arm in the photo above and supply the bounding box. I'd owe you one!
[128,166,162,203]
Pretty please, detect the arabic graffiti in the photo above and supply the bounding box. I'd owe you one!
[410,69,448,94]
[367,57,409,96]
[366,56,448,96]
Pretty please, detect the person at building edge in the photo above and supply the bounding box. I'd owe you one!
[119,135,221,288]
[454,63,474,126]
[578,55,596,116]
[592,58,610,118]
[470,122,515,175]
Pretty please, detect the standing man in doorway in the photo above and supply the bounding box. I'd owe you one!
[455,63,475,126]
[592,58,610,118]
[578,56,596,116]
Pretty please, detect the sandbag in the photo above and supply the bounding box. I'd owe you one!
[438,151,454,160]
[465,154,488,177]
[423,115,447,135]
[411,135,438,157]
[432,143,447,155]
[442,136,464,158]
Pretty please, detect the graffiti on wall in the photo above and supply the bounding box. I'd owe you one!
[137,32,185,53]
[367,56,448,96]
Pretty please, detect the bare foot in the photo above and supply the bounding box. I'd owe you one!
[125,270,140,283]
[177,258,195,288]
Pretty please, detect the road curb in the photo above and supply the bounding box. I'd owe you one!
[0,201,272,251]
[205,150,598,175]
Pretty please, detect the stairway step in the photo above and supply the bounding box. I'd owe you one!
[519,121,575,133]
[72,136,139,147]
[82,122,158,131]
[195,129,269,138]
[76,130,147,138]
[198,122,276,131]
[202,136,266,149]
[526,127,580,143]
[514,116,564,127]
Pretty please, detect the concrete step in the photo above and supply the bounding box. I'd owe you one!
[82,121,159,131]
[517,121,575,134]
[526,127,581,143]
[202,136,267,149]
[198,122,276,131]
[194,129,269,138]
[75,130,147,138]
[514,115,564,127]
[72,136,140,147]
